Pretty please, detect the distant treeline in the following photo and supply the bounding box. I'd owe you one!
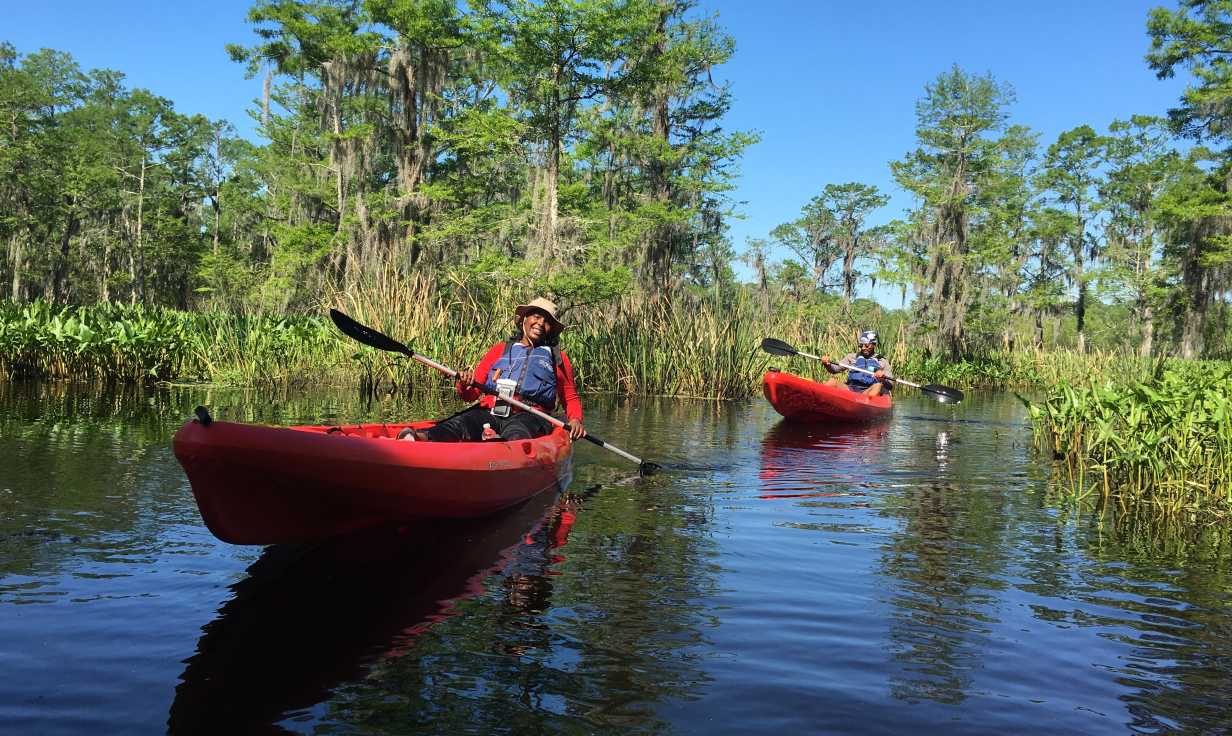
[0,1,1229,361]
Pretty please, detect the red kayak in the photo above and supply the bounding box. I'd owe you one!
[762,369,892,423]
[173,416,573,545]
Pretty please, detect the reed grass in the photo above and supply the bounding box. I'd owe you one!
[0,278,1180,400]
[331,277,905,398]
[184,312,342,387]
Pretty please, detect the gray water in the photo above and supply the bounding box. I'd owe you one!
[1,381,1231,734]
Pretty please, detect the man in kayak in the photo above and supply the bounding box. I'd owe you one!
[400,297,586,442]
[820,330,893,396]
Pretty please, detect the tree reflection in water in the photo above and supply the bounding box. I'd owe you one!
[874,413,1020,709]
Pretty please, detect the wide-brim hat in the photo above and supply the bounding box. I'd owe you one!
[514,297,565,331]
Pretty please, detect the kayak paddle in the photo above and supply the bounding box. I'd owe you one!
[760,337,964,405]
[330,308,662,475]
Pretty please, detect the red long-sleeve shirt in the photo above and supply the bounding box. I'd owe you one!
[455,342,584,423]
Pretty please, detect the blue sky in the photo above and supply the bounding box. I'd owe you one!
[6,1,1191,304]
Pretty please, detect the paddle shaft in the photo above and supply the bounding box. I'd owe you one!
[792,348,921,389]
[403,351,650,467]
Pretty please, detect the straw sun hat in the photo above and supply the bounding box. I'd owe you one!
[513,297,565,331]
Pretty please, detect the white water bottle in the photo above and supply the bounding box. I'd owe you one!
[481,423,500,441]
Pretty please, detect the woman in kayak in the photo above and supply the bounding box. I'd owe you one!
[400,297,586,442]
[820,330,894,396]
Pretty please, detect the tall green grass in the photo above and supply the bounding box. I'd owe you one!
[333,278,909,397]
[1024,363,1232,515]
[0,284,1162,398]
[185,313,342,387]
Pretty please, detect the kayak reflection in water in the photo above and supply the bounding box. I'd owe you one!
[399,297,586,443]
[167,488,587,734]
[821,330,894,396]
[758,421,887,499]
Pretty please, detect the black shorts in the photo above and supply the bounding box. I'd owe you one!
[423,405,554,442]
[847,382,889,393]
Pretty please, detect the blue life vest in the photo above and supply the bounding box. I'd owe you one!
[484,342,559,409]
[847,354,883,389]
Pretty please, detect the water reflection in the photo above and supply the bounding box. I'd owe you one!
[934,430,950,471]
[1060,508,1232,733]
[9,382,1232,734]
[168,487,584,734]
[758,420,889,500]
[0,382,191,592]
[872,406,1021,709]
[878,482,1008,706]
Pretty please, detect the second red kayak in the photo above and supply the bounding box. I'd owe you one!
[173,416,573,545]
[762,369,892,423]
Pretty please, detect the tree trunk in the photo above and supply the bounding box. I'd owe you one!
[1179,303,1205,359]
[924,173,972,359]
[536,135,560,267]
[642,6,673,295]
[101,237,111,303]
[51,211,80,303]
[1072,210,1088,353]
[1137,219,1155,359]
[388,44,437,270]
[212,192,221,258]
[1138,302,1155,358]
[262,68,272,129]
[128,249,138,305]
[331,101,351,282]
[9,234,22,302]
[841,238,858,303]
[1178,233,1211,359]
[1075,279,1087,354]
[134,156,147,306]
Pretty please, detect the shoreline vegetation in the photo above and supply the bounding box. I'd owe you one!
[0,289,1166,395]
[1025,364,1232,517]
[3,291,1230,516]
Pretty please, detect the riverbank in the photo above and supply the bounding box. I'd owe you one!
[0,295,1155,397]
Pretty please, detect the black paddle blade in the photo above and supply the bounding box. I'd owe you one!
[923,384,964,404]
[760,337,799,357]
[639,462,662,477]
[329,308,413,357]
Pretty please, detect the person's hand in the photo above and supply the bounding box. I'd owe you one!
[874,369,885,380]
[821,354,832,366]
[567,419,586,441]
[456,367,476,386]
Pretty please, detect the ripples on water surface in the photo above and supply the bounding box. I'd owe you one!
[2,381,1232,734]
